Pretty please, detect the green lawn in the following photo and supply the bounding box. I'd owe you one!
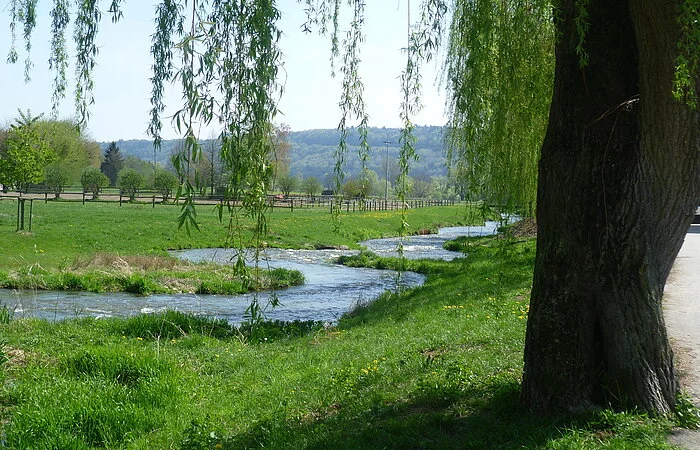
[0,199,475,268]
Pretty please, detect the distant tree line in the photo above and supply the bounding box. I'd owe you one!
[0,116,455,202]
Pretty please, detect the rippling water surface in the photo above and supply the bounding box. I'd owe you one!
[0,221,503,323]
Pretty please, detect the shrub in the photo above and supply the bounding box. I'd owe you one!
[81,167,109,198]
[153,170,179,201]
[117,168,145,201]
[44,166,70,198]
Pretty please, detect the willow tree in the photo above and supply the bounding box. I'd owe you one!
[519,0,700,414]
[438,0,700,415]
[444,1,553,213]
[5,0,700,415]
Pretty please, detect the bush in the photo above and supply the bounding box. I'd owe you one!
[153,170,179,201]
[81,167,109,198]
[44,166,70,198]
[117,168,145,201]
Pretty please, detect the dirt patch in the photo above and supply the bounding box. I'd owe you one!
[2,346,29,369]
[507,217,537,238]
[73,252,183,271]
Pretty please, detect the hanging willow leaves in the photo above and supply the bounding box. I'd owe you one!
[444,0,554,216]
[49,0,70,115]
[674,0,700,108]
[74,0,101,125]
[301,0,370,226]
[396,0,447,249]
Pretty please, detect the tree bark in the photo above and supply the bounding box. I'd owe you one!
[521,0,700,414]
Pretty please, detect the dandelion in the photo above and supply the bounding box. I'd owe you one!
[136,337,143,341]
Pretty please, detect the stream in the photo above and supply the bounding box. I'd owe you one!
[0,221,503,324]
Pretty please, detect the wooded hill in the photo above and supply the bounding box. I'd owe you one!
[100,126,448,182]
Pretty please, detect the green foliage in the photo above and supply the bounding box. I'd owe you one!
[0,110,56,191]
[110,310,235,340]
[43,165,69,198]
[80,166,109,197]
[276,173,299,197]
[123,155,154,186]
[0,301,13,324]
[100,141,124,186]
[118,168,145,201]
[0,257,304,296]
[300,175,322,197]
[102,126,449,183]
[0,234,675,448]
[61,347,171,387]
[36,119,101,183]
[444,0,554,212]
[4,345,175,448]
[674,0,700,109]
[153,169,179,200]
[675,392,700,429]
[237,319,325,344]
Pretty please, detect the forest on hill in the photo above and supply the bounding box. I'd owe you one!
[100,126,448,183]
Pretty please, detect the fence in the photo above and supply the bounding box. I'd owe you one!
[0,189,457,213]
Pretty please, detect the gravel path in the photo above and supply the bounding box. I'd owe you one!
[665,227,700,449]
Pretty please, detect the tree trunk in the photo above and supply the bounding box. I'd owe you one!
[521,0,700,414]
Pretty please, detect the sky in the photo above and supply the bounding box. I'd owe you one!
[0,1,447,142]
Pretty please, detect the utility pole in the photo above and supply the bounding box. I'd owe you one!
[384,140,391,200]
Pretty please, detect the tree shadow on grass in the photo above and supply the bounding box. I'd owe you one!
[210,385,570,449]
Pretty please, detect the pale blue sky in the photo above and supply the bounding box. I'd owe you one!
[0,1,446,141]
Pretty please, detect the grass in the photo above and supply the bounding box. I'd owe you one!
[0,199,477,269]
[0,253,304,295]
[0,233,682,448]
[0,200,473,294]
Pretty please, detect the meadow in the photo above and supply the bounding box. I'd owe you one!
[0,199,689,448]
[0,199,467,295]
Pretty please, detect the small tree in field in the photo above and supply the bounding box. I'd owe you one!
[154,170,179,201]
[0,111,56,192]
[301,176,322,199]
[118,168,144,201]
[44,165,69,199]
[101,141,123,186]
[276,173,298,198]
[81,167,109,199]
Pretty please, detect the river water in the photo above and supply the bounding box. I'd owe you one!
[0,222,502,324]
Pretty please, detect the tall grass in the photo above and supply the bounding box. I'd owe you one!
[0,301,13,324]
